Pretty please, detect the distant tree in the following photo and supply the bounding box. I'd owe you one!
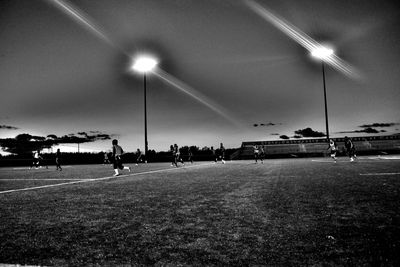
[295,127,325,138]
[47,134,58,139]
[0,132,112,155]
[179,146,189,155]
[0,134,53,155]
[189,146,199,154]
[280,135,290,140]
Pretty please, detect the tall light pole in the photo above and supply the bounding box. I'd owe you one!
[311,46,334,142]
[131,55,158,162]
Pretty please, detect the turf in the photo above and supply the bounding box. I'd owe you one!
[1,158,400,266]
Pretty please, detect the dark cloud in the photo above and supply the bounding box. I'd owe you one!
[360,128,382,134]
[339,128,386,134]
[55,132,112,144]
[359,123,398,128]
[294,128,326,138]
[0,132,112,154]
[253,122,280,127]
[0,125,18,130]
[270,133,280,136]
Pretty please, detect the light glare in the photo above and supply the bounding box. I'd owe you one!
[311,47,334,60]
[246,0,362,79]
[131,56,158,73]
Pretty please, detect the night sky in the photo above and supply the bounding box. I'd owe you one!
[1,0,399,153]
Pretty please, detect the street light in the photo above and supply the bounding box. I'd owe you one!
[131,55,158,163]
[311,46,334,142]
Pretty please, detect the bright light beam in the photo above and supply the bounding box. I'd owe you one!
[46,0,124,52]
[46,0,241,125]
[154,69,241,127]
[245,0,362,80]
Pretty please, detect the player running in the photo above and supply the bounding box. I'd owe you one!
[103,152,110,165]
[30,150,48,169]
[254,145,265,163]
[211,146,217,163]
[111,139,131,176]
[253,145,260,163]
[188,147,194,164]
[135,149,144,166]
[56,148,62,171]
[327,139,338,163]
[173,144,184,167]
[219,143,226,164]
[30,150,41,169]
[170,145,176,167]
[344,136,356,162]
[259,146,265,164]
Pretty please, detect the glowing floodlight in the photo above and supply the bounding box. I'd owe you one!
[311,47,334,60]
[311,46,335,141]
[131,56,158,73]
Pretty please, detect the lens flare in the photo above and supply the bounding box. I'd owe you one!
[46,0,124,52]
[154,69,241,127]
[245,0,362,80]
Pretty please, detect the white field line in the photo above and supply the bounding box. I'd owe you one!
[12,166,72,170]
[0,178,86,181]
[360,173,400,176]
[367,156,400,160]
[0,163,213,195]
[311,160,337,163]
[311,158,399,163]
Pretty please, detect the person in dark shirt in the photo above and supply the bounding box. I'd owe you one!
[259,146,265,164]
[170,145,177,167]
[135,149,144,166]
[344,136,356,162]
[112,139,131,176]
[173,144,184,167]
[219,143,226,164]
[211,146,217,163]
[188,147,194,164]
[56,149,62,171]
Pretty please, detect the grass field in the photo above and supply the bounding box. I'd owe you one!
[1,157,400,266]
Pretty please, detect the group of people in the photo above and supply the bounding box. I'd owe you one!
[211,143,226,164]
[327,136,357,162]
[253,145,265,163]
[169,143,227,167]
[30,136,358,175]
[30,149,61,170]
[170,144,185,167]
[250,136,357,164]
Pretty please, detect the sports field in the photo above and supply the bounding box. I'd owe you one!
[1,156,400,266]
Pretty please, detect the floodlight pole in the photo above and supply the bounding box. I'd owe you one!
[144,73,148,163]
[132,55,158,163]
[321,61,329,141]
